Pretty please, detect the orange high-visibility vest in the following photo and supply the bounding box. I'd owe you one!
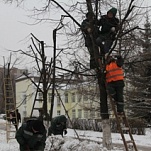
[106,62,124,83]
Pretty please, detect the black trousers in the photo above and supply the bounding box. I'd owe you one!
[106,80,125,112]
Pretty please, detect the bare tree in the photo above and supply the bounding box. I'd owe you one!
[17,33,53,121]
[3,0,151,149]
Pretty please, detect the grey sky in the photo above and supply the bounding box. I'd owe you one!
[0,2,53,68]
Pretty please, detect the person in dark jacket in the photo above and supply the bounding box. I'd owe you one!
[48,115,67,137]
[11,109,21,130]
[81,12,100,69]
[96,8,119,54]
[16,109,21,123]
[105,55,125,114]
[15,119,46,151]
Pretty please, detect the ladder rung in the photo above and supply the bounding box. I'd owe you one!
[121,127,129,131]
[33,108,43,110]
[7,130,16,132]
[6,117,13,119]
[6,117,17,119]
[5,84,12,86]
[8,137,15,139]
[6,125,17,127]
[5,110,15,113]
[35,99,43,101]
[126,140,134,144]
[6,99,14,101]
[5,90,13,92]
[6,103,15,105]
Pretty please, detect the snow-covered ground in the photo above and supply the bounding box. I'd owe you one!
[0,119,151,151]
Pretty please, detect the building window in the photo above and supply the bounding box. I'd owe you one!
[72,92,75,102]
[65,92,68,103]
[72,109,76,118]
[78,109,82,118]
[83,94,88,101]
[90,110,95,118]
[57,110,61,115]
[48,93,52,103]
[84,110,88,119]
[77,94,82,102]
[97,111,100,118]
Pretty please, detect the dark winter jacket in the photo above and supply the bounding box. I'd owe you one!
[12,110,21,123]
[98,8,119,37]
[81,19,93,47]
[81,18,100,47]
[15,119,46,151]
[48,115,67,136]
[16,110,21,123]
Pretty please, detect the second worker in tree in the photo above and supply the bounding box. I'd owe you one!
[96,7,119,54]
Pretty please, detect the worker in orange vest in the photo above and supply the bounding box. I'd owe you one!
[105,55,125,114]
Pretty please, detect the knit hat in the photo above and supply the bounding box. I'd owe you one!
[107,7,117,16]
[32,120,43,132]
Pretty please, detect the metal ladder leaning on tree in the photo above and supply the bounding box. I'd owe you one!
[29,62,51,121]
[30,74,44,119]
[108,93,138,151]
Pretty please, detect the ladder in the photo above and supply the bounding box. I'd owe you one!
[30,61,51,120]
[4,75,18,142]
[109,95,138,151]
[30,75,44,119]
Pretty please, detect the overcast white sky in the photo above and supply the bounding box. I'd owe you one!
[0,0,151,68]
[0,1,54,68]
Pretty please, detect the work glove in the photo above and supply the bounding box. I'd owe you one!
[64,129,67,135]
[111,27,116,32]
[87,28,92,33]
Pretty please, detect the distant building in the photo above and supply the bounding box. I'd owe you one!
[15,74,101,122]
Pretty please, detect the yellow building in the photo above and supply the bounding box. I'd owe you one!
[16,75,100,121]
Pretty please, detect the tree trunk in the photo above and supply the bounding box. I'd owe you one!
[97,70,112,149]
[102,119,112,150]
[85,0,112,148]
